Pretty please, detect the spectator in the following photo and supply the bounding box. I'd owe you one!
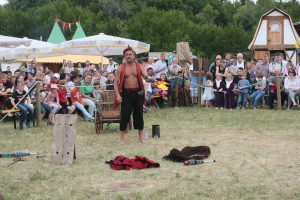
[236,53,246,69]
[168,58,182,78]
[26,72,35,89]
[10,82,33,129]
[250,74,266,109]
[209,58,221,81]
[224,73,235,109]
[46,73,60,90]
[236,73,249,109]
[102,70,108,78]
[245,62,254,80]
[209,55,222,71]
[29,75,55,125]
[35,69,43,77]
[12,75,29,93]
[202,73,214,108]
[58,80,75,114]
[284,69,299,110]
[64,60,74,75]
[216,60,228,82]
[80,74,96,117]
[0,73,13,93]
[213,73,225,109]
[77,62,83,75]
[92,71,107,84]
[189,70,199,106]
[93,81,102,100]
[248,73,257,95]
[154,53,168,79]
[70,82,94,121]
[45,70,53,84]
[43,84,62,123]
[14,69,21,77]
[67,74,80,105]
[60,73,69,82]
[224,53,232,67]
[168,51,177,66]
[146,57,155,72]
[106,72,114,90]
[228,60,238,76]
[107,58,118,73]
[151,73,170,108]
[83,60,93,72]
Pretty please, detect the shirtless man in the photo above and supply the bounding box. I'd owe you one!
[114,46,153,145]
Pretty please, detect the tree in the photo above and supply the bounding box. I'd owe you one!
[127,7,193,52]
[5,0,50,11]
[198,4,219,25]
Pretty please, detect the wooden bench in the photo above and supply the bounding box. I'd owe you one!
[1,108,36,129]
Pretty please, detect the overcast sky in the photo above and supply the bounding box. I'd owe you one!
[0,0,7,5]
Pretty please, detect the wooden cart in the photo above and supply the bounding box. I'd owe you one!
[94,90,131,134]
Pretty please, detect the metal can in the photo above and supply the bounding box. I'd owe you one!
[143,131,148,140]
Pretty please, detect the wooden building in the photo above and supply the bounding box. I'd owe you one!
[248,8,300,64]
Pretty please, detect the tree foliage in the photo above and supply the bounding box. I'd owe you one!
[0,0,300,61]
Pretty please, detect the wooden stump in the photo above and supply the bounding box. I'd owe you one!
[50,114,77,165]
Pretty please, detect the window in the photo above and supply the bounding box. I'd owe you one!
[270,23,280,32]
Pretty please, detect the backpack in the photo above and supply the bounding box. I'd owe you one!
[105,155,160,170]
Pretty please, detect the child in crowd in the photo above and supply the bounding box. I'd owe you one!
[228,60,238,76]
[189,71,199,106]
[67,74,79,105]
[213,73,225,109]
[157,73,169,101]
[43,84,62,123]
[236,73,249,109]
[202,73,214,108]
[250,74,266,109]
[283,62,293,76]
[70,82,94,121]
[10,82,34,129]
[224,74,235,109]
[248,73,257,107]
[58,80,75,114]
[93,81,103,100]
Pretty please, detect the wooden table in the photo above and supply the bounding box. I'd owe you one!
[0,93,12,110]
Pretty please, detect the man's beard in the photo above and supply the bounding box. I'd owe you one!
[126,58,133,63]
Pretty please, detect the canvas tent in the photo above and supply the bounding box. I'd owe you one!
[47,21,66,44]
[248,8,300,64]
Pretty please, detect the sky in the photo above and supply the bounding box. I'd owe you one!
[0,0,7,5]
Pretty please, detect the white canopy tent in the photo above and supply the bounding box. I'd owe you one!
[0,38,62,67]
[0,35,32,48]
[55,33,150,68]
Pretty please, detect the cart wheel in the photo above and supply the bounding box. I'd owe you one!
[95,112,102,134]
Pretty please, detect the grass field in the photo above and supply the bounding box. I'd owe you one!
[0,107,300,200]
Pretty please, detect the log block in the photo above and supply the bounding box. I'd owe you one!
[50,114,77,165]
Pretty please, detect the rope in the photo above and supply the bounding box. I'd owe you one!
[171,74,284,92]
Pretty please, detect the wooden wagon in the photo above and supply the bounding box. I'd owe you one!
[94,90,131,134]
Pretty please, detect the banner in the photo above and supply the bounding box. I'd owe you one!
[55,15,80,31]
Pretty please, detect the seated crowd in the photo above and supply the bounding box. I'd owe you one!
[0,59,116,129]
[1,52,300,129]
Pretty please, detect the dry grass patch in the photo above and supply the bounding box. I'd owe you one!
[0,107,300,200]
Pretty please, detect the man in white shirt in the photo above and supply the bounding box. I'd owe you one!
[64,60,74,74]
[236,53,246,69]
[153,53,168,78]
[278,52,287,71]
[107,58,118,73]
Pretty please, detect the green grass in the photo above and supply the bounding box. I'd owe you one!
[0,107,300,200]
